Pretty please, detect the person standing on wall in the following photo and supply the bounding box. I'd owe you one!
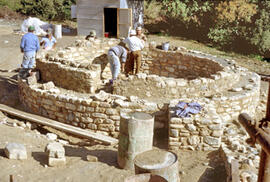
[123,29,144,75]
[20,26,40,77]
[107,44,128,84]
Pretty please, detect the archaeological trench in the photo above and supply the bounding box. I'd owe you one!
[18,38,261,181]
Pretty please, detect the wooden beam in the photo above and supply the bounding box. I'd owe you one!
[239,113,270,155]
[0,104,118,145]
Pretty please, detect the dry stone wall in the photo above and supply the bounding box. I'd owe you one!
[18,77,165,138]
[36,38,120,93]
[18,38,261,154]
[141,49,223,79]
[168,71,260,151]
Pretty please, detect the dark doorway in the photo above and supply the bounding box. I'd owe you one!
[104,8,117,37]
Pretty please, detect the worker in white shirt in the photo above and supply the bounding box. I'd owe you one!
[123,29,144,75]
[136,26,147,42]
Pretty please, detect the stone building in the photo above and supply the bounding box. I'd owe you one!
[76,0,144,37]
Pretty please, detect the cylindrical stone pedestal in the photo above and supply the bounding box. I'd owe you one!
[134,149,180,182]
[124,173,167,182]
[118,112,154,170]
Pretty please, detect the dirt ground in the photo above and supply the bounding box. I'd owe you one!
[0,18,268,182]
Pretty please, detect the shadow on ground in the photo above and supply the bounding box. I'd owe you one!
[0,73,20,107]
[198,150,227,182]
[32,152,47,166]
[64,145,119,168]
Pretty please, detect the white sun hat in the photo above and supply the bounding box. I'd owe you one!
[136,26,142,31]
[130,29,136,35]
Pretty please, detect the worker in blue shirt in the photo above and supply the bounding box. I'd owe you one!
[20,26,40,75]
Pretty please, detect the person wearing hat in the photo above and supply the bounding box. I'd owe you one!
[85,30,96,40]
[136,26,147,42]
[20,25,40,76]
[123,29,144,75]
[40,28,57,50]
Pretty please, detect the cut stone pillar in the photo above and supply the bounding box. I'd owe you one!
[4,143,27,160]
[134,149,180,182]
[118,112,154,170]
[45,142,66,167]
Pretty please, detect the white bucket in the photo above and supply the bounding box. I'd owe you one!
[53,24,62,39]
[162,42,170,51]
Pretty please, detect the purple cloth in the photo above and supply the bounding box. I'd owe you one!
[175,101,202,118]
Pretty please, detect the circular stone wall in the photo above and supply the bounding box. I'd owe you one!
[18,38,260,147]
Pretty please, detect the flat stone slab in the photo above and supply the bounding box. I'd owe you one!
[48,157,66,167]
[86,155,98,162]
[45,142,65,158]
[4,143,27,160]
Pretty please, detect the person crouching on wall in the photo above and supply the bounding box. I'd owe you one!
[107,44,128,84]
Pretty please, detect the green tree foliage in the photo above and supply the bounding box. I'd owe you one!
[155,0,270,56]
[250,1,270,56]
[0,0,22,11]
[20,0,75,20]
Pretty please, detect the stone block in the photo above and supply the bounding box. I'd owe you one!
[65,103,76,111]
[105,108,118,115]
[46,133,58,141]
[27,75,37,85]
[208,124,222,131]
[5,143,27,160]
[45,142,65,158]
[211,130,223,137]
[110,115,120,121]
[170,117,182,124]
[170,129,179,137]
[86,155,98,162]
[88,123,97,130]
[186,124,196,131]
[42,81,55,90]
[48,157,66,167]
[95,107,106,113]
[204,136,221,146]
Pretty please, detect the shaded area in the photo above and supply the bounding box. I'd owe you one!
[0,149,5,158]
[64,145,119,168]
[32,152,47,166]
[0,73,21,108]
[198,151,227,182]
[104,8,117,37]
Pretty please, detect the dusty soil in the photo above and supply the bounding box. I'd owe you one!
[0,18,268,182]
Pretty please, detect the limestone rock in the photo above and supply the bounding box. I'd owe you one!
[231,87,243,92]
[46,133,58,141]
[204,136,221,146]
[42,81,55,90]
[5,143,27,160]
[93,90,109,101]
[186,124,196,131]
[48,157,66,167]
[86,155,98,162]
[45,142,65,158]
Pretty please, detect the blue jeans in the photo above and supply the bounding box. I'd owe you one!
[108,51,120,80]
[22,51,36,69]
